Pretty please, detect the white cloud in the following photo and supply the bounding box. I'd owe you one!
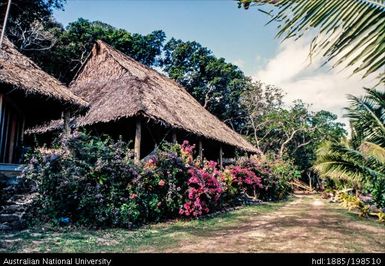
[253,36,378,126]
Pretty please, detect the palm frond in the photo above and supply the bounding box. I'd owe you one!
[345,88,385,146]
[240,0,385,84]
[360,141,385,164]
[314,141,384,184]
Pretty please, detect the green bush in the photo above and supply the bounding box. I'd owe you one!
[22,132,294,228]
[237,156,297,201]
[129,142,190,222]
[22,131,140,228]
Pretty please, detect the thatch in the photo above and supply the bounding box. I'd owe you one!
[0,37,87,108]
[29,40,258,153]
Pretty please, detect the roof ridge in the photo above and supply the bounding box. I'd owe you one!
[98,42,147,112]
[96,40,203,102]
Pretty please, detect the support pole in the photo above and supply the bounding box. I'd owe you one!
[219,144,223,170]
[0,0,12,49]
[198,139,203,159]
[0,94,4,157]
[172,131,177,144]
[134,119,142,163]
[63,111,71,136]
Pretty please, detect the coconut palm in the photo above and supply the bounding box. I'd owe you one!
[239,0,385,84]
[314,88,385,207]
[346,88,385,146]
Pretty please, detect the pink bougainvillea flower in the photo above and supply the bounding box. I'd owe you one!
[130,193,137,200]
[158,179,165,187]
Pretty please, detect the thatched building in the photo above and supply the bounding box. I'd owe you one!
[29,40,258,165]
[0,37,87,164]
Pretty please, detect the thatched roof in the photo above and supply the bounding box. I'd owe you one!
[0,37,87,108]
[30,40,257,153]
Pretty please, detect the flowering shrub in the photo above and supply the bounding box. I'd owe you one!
[22,132,292,228]
[129,142,190,222]
[228,166,262,197]
[237,156,296,201]
[22,131,141,228]
[179,161,223,217]
[180,140,195,164]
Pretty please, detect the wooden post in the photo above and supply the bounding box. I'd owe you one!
[20,115,25,143]
[198,139,203,159]
[7,113,16,163]
[0,94,4,161]
[219,144,223,170]
[63,111,71,135]
[134,119,142,163]
[0,0,12,49]
[172,131,177,144]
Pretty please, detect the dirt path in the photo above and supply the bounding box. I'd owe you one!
[1,193,384,253]
[161,194,385,253]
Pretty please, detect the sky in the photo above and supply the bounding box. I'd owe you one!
[53,0,377,125]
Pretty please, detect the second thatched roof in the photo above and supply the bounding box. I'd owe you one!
[31,40,258,153]
[0,37,87,108]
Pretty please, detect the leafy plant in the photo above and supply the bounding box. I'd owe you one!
[315,88,385,209]
[22,131,140,228]
[237,156,295,201]
[378,211,385,223]
[179,160,223,217]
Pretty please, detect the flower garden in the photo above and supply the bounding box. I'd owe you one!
[20,131,294,229]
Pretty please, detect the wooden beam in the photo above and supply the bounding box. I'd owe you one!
[172,131,177,144]
[7,113,17,163]
[134,119,142,163]
[0,93,4,162]
[198,139,203,159]
[219,144,223,169]
[20,115,25,143]
[63,111,71,135]
[2,111,10,163]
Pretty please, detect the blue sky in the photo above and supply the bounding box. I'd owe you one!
[53,0,375,124]
[53,0,279,76]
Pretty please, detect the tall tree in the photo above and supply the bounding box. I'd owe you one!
[242,84,346,171]
[1,0,65,50]
[161,38,250,131]
[26,19,166,83]
[315,88,385,208]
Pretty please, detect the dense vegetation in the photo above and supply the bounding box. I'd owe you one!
[22,132,295,228]
[3,2,344,178]
[237,0,385,221]
[315,88,385,210]
[4,0,383,228]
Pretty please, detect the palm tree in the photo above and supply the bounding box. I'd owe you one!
[346,88,385,146]
[239,0,385,84]
[314,88,385,207]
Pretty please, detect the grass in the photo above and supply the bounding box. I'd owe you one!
[2,195,385,253]
[0,202,285,253]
